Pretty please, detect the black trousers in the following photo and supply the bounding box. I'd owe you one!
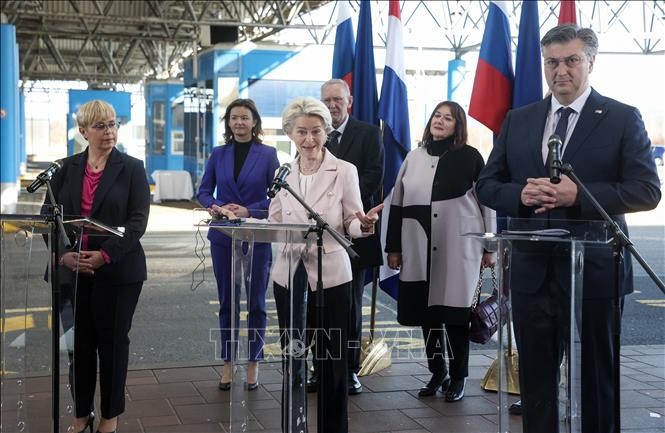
[347,267,366,374]
[274,262,349,433]
[512,270,619,433]
[421,318,470,380]
[73,276,142,418]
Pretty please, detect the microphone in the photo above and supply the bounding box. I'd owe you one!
[547,134,563,184]
[267,163,292,198]
[27,160,63,193]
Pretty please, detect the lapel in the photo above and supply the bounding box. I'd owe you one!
[68,151,87,215]
[221,143,242,199]
[236,142,260,192]
[284,160,304,207]
[530,97,551,175]
[562,89,607,162]
[90,148,123,216]
[305,150,338,207]
[336,116,357,159]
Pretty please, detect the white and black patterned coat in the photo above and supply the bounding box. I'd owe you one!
[385,144,495,325]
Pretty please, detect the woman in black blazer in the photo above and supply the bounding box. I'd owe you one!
[45,100,150,433]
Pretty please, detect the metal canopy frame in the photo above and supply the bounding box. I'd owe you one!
[2,0,662,85]
[2,0,329,83]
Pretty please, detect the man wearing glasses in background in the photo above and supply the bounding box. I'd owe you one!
[476,24,661,433]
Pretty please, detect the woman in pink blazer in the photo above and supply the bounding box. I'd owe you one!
[269,96,382,433]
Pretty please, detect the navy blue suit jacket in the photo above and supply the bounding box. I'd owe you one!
[476,89,661,299]
[197,141,280,247]
[335,116,385,268]
[46,148,151,286]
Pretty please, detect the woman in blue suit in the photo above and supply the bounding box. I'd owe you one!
[197,98,280,390]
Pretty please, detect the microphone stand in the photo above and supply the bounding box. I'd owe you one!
[43,179,71,433]
[276,180,358,433]
[560,163,664,433]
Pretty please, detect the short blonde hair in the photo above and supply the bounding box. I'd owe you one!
[76,100,116,128]
[282,96,332,135]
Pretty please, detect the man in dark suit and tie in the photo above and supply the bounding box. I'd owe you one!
[309,78,384,395]
[476,24,661,433]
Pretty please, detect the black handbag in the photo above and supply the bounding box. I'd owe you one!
[469,266,510,344]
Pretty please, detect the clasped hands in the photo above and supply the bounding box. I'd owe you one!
[59,251,104,275]
[209,203,249,219]
[520,175,578,214]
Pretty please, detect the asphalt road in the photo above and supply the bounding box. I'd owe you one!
[1,221,663,374]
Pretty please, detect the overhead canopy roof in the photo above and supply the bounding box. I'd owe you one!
[2,0,663,85]
[2,0,330,83]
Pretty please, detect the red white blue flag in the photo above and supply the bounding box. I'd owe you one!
[378,0,410,195]
[469,1,514,135]
[377,0,410,300]
[332,1,355,92]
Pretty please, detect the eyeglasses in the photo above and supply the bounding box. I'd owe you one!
[90,121,119,131]
[544,55,584,69]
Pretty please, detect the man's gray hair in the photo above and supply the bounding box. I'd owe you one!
[282,96,333,135]
[321,79,351,97]
[541,24,598,58]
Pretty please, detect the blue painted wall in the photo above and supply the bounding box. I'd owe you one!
[0,24,20,212]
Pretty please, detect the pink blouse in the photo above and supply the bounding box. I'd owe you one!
[81,165,111,263]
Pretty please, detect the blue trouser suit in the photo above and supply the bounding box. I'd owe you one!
[210,242,271,362]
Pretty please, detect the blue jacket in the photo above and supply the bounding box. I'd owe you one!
[476,89,661,299]
[197,141,280,247]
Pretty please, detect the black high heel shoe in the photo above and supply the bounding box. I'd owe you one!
[445,378,466,402]
[246,362,259,391]
[76,413,95,433]
[418,373,450,397]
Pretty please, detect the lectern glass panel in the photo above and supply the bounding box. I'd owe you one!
[208,220,312,433]
[464,217,612,433]
[1,215,73,432]
[1,213,125,433]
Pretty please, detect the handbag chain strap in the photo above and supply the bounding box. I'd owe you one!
[471,266,498,309]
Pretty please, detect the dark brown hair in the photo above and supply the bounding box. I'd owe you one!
[420,101,468,151]
[223,98,263,144]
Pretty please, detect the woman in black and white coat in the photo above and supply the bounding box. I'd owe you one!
[385,101,495,401]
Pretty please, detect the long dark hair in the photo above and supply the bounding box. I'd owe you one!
[420,101,468,151]
[222,98,263,144]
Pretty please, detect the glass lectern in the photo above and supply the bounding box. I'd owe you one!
[1,213,122,433]
[464,217,613,433]
[207,219,314,433]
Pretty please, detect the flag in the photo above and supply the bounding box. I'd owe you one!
[513,0,542,108]
[378,0,410,195]
[469,1,514,135]
[352,0,379,126]
[377,0,410,300]
[332,1,355,92]
[559,0,577,24]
